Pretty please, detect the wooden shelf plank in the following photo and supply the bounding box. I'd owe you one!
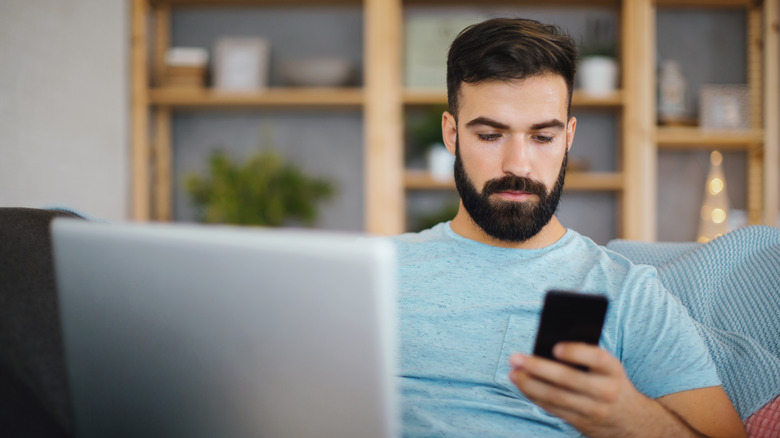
[148,87,364,108]
[656,126,763,150]
[152,0,362,6]
[572,89,624,108]
[402,89,448,106]
[655,0,752,9]
[404,169,623,191]
[405,0,620,6]
[403,89,623,108]
[565,172,624,191]
[405,169,455,190]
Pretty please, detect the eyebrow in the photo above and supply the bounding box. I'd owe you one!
[464,117,510,130]
[530,119,566,131]
[464,116,566,131]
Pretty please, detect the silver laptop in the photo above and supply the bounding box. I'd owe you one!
[51,219,398,438]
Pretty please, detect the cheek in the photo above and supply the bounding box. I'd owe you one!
[461,148,502,182]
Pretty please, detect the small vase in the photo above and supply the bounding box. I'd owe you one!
[578,56,619,96]
[427,144,455,182]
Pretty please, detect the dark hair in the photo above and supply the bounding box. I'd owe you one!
[446,17,577,119]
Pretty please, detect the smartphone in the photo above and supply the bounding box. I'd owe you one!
[532,290,608,370]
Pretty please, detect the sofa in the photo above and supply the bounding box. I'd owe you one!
[0,207,83,437]
[1,207,778,436]
[607,225,780,437]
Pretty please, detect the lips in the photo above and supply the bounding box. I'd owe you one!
[494,190,535,202]
[483,176,547,199]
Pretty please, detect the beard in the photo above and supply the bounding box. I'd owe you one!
[453,139,567,243]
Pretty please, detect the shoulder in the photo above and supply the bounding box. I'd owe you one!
[391,222,448,244]
[561,231,661,291]
[389,222,455,260]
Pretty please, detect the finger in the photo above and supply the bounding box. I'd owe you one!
[512,352,616,402]
[510,367,607,424]
[553,342,619,375]
[552,344,627,403]
[511,353,594,392]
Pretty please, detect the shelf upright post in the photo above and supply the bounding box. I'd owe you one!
[622,0,656,241]
[364,0,404,235]
[154,108,173,221]
[153,3,173,221]
[764,0,779,227]
[747,3,764,225]
[131,0,151,221]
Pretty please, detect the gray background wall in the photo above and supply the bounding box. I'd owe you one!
[0,0,129,221]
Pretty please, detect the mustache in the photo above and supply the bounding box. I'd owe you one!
[482,175,548,198]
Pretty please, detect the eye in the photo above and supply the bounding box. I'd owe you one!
[477,133,502,142]
[532,135,555,144]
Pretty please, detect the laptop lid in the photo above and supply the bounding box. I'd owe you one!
[51,219,397,438]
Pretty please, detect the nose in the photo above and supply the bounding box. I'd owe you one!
[501,136,533,177]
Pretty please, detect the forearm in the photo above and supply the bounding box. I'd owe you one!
[617,398,710,438]
[573,391,712,438]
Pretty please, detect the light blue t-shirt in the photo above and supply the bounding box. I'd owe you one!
[392,223,720,437]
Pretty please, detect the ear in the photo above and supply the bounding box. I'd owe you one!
[566,116,577,152]
[442,111,458,155]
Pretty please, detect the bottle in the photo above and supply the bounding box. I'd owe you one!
[658,60,687,124]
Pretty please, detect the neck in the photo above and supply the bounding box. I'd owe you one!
[449,204,567,249]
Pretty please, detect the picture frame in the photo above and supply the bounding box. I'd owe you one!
[404,15,478,89]
[213,37,270,91]
[699,84,750,130]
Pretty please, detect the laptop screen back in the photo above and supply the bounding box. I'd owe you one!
[51,219,397,438]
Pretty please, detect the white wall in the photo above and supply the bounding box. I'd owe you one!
[0,0,129,221]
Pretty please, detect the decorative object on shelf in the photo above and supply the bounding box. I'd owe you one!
[184,149,335,227]
[213,37,270,91]
[699,84,750,131]
[404,15,478,89]
[406,104,447,166]
[427,144,455,182]
[658,59,689,125]
[163,47,208,89]
[280,56,354,87]
[577,17,618,96]
[698,151,730,243]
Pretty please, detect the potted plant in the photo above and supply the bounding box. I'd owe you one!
[577,18,619,96]
[406,104,455,181]
[184,149,335,227]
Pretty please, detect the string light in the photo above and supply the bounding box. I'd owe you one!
[697,151,730,243]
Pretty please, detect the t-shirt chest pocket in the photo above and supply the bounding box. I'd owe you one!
[494,314,539,397]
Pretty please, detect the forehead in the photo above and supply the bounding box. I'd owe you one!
[457,74,569,126]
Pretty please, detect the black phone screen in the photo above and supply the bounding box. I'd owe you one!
[532,290,608,369]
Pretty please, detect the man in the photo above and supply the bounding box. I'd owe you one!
[392,18,745,437]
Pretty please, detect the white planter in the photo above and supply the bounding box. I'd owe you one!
[427,144,455,182]
[578,56,619,96]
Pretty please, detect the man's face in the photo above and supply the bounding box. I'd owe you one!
[442,74,576,243]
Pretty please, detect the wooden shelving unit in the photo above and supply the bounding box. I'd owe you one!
[130,0,779,240]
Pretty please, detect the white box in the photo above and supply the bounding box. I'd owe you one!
[404,15,479,89]
[213,37,270,91]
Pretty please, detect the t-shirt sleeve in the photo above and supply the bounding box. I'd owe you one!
[615,265,721,399]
